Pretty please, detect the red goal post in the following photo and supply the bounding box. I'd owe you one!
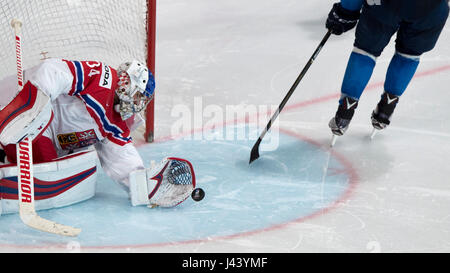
[146,0,156,143]
[0,0,156,143]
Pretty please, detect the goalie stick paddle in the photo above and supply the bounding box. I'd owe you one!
[249,30,332,164]
[11,19,81,237]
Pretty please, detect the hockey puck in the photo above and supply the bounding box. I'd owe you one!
[191,188,205,202]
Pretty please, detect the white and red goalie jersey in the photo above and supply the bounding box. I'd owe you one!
[0,58,145,188]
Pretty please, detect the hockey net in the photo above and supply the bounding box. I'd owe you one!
[0,0,156,142]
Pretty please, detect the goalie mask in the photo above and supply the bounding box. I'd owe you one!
[115,60,155,120]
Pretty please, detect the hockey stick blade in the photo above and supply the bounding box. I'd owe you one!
[20,208,81,237]
[249,138,262,164]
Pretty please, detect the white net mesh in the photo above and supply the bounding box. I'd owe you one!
[0,0,150,80]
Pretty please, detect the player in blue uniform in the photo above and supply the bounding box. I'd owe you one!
[326,0,449,139]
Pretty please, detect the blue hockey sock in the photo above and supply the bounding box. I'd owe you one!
[341,0,364,11]
[384,53,420,97]
[340,51,376,104]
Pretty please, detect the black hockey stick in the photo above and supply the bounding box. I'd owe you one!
[249,30,332,164]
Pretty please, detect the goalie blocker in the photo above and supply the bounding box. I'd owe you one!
[0,82,53,145]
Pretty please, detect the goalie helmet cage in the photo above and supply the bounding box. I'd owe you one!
[0,0,156,142]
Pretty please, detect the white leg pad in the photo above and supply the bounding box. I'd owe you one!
[0,149,98,216]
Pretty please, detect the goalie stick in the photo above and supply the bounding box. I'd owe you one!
[249,30,332,164]
[11,19,81,237]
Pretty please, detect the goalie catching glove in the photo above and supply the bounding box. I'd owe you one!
[129,157,196,208]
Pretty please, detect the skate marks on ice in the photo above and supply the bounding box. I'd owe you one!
[0,125,356,250]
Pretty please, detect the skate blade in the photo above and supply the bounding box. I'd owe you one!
[370,128,378,140]
[330,135,338,147]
